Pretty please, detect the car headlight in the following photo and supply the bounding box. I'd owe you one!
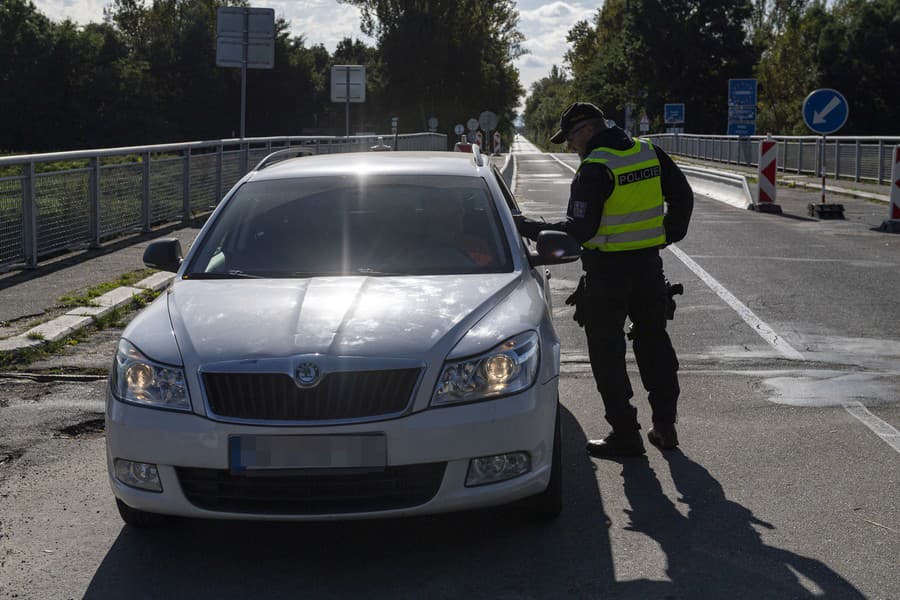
[112,339,191,411]
[432,331,539,406]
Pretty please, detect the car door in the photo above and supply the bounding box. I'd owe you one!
[490,165,553,311]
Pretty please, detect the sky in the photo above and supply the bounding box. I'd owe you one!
[31,0,598,114]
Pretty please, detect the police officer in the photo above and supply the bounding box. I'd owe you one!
[517,102,693,458]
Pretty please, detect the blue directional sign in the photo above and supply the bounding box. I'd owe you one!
[664,103,685,124]
[802,88,849,135]
[728,106,757,121]
[728,79,757,106]
[728,79,756,106]
[727,122,756,136]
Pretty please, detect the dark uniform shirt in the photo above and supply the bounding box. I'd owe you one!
[524,127,693,266]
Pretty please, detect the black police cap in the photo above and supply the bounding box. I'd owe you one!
[550,102,605,144]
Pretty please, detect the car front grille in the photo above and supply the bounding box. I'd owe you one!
[203,369,421,422]
[176,463,447,514]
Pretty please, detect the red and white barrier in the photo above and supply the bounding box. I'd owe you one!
[753,137,782,214]
[881,145,900,232]
[890,145,900,220]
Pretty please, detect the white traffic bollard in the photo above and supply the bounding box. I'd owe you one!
[752,137,782,214]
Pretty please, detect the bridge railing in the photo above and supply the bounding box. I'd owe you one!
[0,133,446,270]
[645,133,900,186]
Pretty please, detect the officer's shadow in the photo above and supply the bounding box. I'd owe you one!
[618,451,864,597]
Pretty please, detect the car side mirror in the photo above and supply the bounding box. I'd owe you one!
[530,231,580,266]
[143,238,183,272]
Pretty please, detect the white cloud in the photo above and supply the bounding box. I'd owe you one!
[32,0,373,51]
[514,1,598,112]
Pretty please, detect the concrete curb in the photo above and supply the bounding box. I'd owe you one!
[782,179,889,203]
[0,272,175,358]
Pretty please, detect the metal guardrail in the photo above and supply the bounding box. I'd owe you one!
[0,133,446,270]
[646,134,900,186]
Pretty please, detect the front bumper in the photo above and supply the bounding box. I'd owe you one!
[106,380,558,521]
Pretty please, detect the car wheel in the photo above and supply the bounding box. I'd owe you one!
[115,498,168,528]
[526,400,563,521]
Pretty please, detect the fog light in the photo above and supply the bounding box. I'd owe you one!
[114,459,163,492]
[465,452,531,487]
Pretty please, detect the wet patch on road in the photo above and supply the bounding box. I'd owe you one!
[54,418,105,439]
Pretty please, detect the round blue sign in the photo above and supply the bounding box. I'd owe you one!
[802,88,848,135]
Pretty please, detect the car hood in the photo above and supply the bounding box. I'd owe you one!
[166,274,520,363]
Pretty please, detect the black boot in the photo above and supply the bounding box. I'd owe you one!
[647,424,679,450]
[586,431,645,458]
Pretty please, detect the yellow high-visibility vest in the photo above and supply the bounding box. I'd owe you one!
[580,139,666,252]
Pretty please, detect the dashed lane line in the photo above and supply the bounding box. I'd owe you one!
[842,402,900,454]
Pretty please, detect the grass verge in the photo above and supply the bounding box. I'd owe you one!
[0,289,159,369]
[57,268,157,308]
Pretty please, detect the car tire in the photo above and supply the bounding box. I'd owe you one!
[525,400,563,521]
[115,498,168,528]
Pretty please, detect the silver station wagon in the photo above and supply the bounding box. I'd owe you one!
[106,146,579,526]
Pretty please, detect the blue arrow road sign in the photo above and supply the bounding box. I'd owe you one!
[664,103,685,124]
[803,88,849,135]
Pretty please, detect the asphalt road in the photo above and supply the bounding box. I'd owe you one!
[0,138,897,599]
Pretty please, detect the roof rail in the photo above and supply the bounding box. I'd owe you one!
[254,147,316,171]
[471,142,484,167]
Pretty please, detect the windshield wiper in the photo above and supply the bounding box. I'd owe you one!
[183,270,262,279]
[355,268,404,276]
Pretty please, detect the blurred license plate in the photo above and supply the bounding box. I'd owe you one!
[230,435,386,471]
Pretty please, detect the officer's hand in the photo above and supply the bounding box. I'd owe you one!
[514,215,543,241]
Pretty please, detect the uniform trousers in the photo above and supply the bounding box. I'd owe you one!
[581,249,680,432]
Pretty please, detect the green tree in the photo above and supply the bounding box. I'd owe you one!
[523,65,572,148]
[0,0,56,151]
[340,0,525,145]
[818,0,900,133]
[548,0,759,135]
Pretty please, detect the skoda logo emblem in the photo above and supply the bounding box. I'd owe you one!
[294,362,321,387]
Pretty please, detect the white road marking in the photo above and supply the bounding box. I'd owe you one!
[842,402,900,453]
[549,153,578,173]
[667,245,805,361]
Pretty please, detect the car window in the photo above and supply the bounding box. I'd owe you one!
[492,166,520,216]
[187,175,514,277]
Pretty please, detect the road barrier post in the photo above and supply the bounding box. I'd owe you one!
[182,148,192,222]
[879,145,900,233]
[89,157,101,247]
[752,137,782,214]
[141,151,151,233]
[22,161,37,268]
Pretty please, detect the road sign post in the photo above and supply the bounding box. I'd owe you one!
[803,89,849,219]
[727,78,757,136]
[332,66,366,137]
[664,104,685,125]
[216,6,274,172]
[454,123,464,143]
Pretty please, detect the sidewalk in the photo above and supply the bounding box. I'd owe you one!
[0,226,200,359]
[675,156,892,203]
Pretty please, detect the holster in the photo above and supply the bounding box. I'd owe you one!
[566,275,587,327]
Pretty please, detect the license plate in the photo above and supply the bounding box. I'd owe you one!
[230,434,386,472]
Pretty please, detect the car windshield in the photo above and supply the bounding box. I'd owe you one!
[186,174,514,277]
